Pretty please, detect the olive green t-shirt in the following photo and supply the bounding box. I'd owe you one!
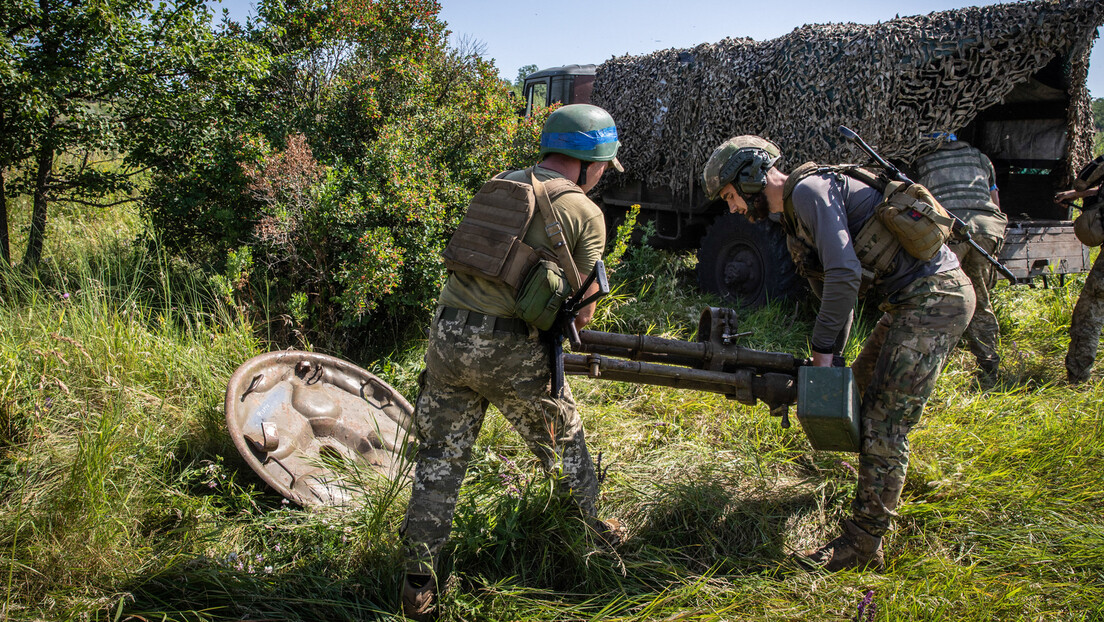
[437,166,606,318]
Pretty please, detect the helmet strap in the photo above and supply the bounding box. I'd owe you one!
[576,161,589,187]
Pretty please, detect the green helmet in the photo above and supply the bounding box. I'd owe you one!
[701,135,782,200]
[540,104,623,171]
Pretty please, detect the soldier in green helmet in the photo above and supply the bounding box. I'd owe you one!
[401,104,623,621]
[701,135,974,572]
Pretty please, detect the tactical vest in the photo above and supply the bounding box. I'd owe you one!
[913,143,999,213]
[441,168,582,292]
[782,163,955,281]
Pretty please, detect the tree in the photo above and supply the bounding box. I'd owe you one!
[1093,98,1103,157]
[139,0,548,354]
[0,0,221,267]
[511,63,539,98]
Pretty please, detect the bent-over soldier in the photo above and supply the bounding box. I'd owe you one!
[701,136,974,571]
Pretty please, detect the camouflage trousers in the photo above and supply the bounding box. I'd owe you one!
[848,269,974,536]
[1066,251,1104,382]
[401,307,600,574]
[949,235,1002,369]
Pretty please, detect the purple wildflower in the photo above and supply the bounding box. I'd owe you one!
[854,589,876,622]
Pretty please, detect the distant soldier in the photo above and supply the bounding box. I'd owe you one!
[1057,155,1104,384]
[401,104,624,621]
[913,133,1006,384]
[702,136,974,571]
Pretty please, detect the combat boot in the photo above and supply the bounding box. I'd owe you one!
[799,519,884,572]
[977,358,999,387]
[401,573,437,622]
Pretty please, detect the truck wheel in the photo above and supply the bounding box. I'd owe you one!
[697,213,803,308]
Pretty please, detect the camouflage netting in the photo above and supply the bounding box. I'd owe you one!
[592,0,1104,197]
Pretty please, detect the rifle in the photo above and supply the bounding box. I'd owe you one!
[838,125,1018,284]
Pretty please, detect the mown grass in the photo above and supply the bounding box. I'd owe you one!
[1,201,1102,621]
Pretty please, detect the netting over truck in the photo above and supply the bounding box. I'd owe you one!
[592,0,1104,197]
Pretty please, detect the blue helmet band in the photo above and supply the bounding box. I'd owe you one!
[540,126,619,151]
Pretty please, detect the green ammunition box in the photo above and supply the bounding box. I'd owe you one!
[796,367,861,452]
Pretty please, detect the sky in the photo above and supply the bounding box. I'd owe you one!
[208,0,1104,98]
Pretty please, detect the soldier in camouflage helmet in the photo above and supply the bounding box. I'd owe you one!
[401,104,623,621]
[1057,155,1104,384]
[913,133,1005,385]
[701,135,974,571]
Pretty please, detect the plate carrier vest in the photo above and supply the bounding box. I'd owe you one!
[442,168,583,293]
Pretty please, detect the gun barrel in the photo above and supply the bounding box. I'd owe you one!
[563,353,797,407]
[575,330,807,373]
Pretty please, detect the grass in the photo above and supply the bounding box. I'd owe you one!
[1,201,1103,621]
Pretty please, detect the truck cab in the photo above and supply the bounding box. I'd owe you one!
[521,64,596,116]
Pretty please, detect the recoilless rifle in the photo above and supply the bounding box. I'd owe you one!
[548,260,862,453]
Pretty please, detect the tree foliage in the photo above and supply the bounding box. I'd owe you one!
[137,0,547,355]
[0,0,225,266]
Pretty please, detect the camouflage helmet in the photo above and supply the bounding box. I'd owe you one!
[540,104,624,172]
[702,136,782,201]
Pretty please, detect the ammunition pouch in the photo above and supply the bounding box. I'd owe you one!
[876,180,955,261]
[515,258,572,331]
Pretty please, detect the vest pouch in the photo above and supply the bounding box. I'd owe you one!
[515,259,572,331]
[850,216,900,277]
[1074,207,1104,247]
[877,181,954,261]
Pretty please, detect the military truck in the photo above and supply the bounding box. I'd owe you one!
[521,0,1103,307]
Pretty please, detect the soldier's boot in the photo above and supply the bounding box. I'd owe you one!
[401,574,437,622]
[799,519,884,572]
[977,357,999,386]
[1065,353,1091,384]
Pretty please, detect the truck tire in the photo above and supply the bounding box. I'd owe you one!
[697,213,804,308]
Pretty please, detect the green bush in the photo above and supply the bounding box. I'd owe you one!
[139,0,549,356]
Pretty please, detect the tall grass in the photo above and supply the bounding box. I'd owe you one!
[1,200,1103,620]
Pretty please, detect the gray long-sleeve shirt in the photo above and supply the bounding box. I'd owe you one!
[791,172,959,353]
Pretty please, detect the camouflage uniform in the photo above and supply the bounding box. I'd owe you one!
[848,270,974,535]
[785,171,973,546]
[1065,250,1104,383]
[914,140,1005,375]
[402,310,599,572]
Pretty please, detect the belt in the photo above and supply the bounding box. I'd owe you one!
[439,306,529,335]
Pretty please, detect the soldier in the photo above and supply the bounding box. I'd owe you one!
[913,133,1005,384]
[701,136,974,571]
[1057,155,1104,384]
[401,104,623,621]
